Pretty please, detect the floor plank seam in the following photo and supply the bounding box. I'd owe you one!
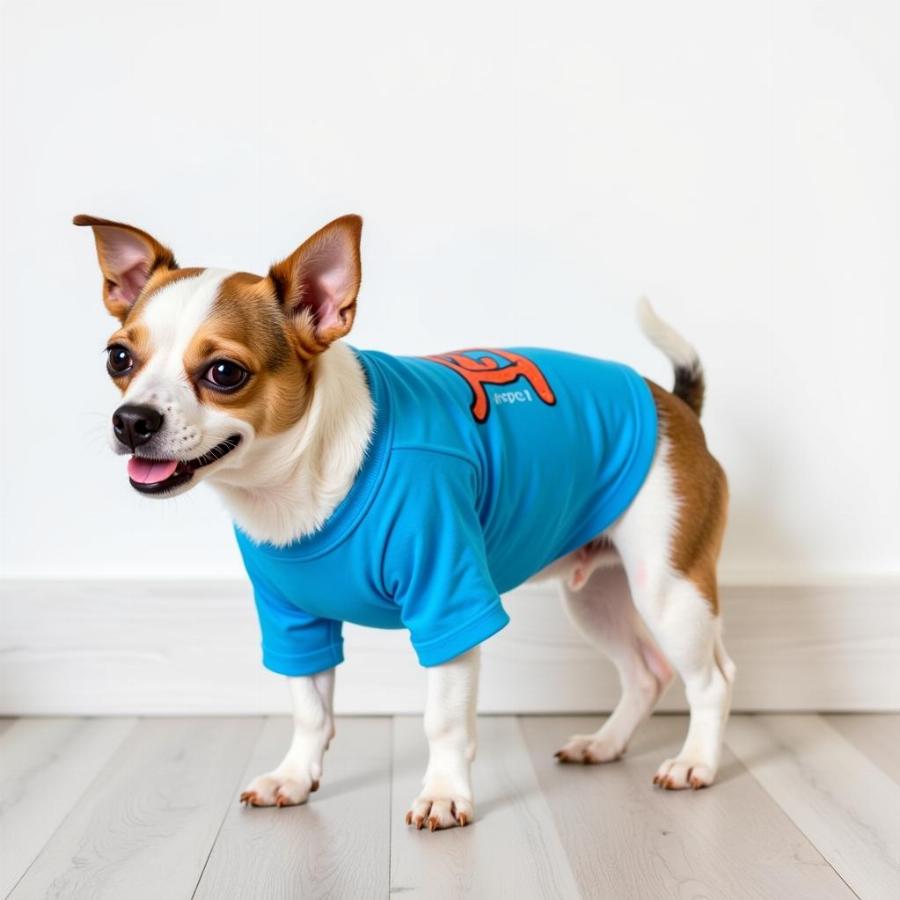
[387,715,395,899]
[724,716,865,900]
[736,774,864,900]
[189,717,267,900]
[808,716,889,900]
[513,715,583,900]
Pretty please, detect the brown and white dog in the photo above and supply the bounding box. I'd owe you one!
[76,213,733,831]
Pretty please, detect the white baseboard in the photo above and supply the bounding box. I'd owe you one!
[1,577,898,714]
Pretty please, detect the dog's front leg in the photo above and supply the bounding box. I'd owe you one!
[406,646,480,831]
[240,669,335,807]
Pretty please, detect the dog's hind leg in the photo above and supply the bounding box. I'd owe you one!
[555,563,673,764]
[608,386,734,789]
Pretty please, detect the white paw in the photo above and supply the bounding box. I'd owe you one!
[653,756,716,790]
[555,733,624,764]
[240,770,320,807]
[405,795,474,831]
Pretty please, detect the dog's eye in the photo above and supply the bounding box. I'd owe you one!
[107,345,134,375]
[204,360,249,392]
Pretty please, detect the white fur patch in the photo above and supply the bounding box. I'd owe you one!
[114,269,255,465]
[125,267,227,407]
[637,297,700,372]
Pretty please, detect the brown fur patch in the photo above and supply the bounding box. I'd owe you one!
[182,272,312,436]
[647,380,728,613]
[104,321,151,393]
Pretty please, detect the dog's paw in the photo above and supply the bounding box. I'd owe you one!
[405,795,473,831]
[240,771,320,807]
[555,733,623,764]
[652,756,716,790]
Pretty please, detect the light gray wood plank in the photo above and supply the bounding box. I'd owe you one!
[390,716,580,899]
[727,714,900,899]
[194,716,391,900]
[521,714,855,900]
[824,714,900,784]
[0,717,136,897]
[9,718,261,900]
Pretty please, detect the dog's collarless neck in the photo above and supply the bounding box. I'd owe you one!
[237,348,392,559]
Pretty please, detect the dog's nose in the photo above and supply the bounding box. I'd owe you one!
[112,404,164,450]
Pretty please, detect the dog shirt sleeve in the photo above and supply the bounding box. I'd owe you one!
[237,537,344,677]
[382,450,510,666]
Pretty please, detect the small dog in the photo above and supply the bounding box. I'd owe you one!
[77,213,733,831]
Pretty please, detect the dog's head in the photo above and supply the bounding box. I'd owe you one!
[76,214,362,497]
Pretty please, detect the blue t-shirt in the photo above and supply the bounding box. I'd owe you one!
[235,347,658,676]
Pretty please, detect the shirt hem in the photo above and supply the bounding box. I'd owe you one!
[413,602,510,667]
[261,641,345,677]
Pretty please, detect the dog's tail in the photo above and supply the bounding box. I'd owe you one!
[637,297,705,417]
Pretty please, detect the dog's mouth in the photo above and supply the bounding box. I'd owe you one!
[127,435,242,495]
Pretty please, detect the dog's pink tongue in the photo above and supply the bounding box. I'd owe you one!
[127,457,178,485]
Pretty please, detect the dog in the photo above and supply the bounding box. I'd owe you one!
[76,212,733,831]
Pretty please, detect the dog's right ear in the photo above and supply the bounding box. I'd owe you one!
[73,215,177,321]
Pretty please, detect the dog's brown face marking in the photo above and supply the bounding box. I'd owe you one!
[104,321,151,392]
[183,272,313,437]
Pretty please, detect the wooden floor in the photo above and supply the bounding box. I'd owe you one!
[1,715,899,899]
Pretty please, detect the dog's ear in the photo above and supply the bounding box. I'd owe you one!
[73,214,177,321]
[269,215,362,355]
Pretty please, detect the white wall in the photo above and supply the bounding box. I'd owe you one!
[2,0,898,582]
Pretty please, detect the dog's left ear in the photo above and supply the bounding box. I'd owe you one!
[73,214,177,321]
[269,215,363,354]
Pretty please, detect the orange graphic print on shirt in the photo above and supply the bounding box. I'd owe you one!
[424,349,557,423]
